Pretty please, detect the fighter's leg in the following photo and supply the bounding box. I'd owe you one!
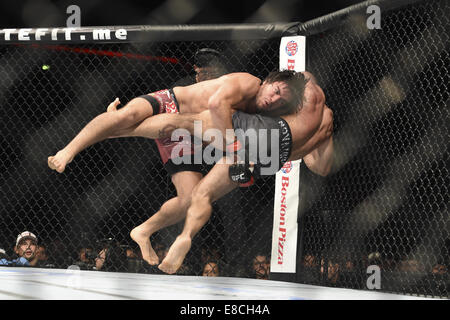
[106,98,121,112]
[159,158,238,274]
[130,170,203,265]
[113,109,217,143]
[101,103,227,153]
[48,96,155,173]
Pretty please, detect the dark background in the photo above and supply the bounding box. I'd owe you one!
[0,0,364,28]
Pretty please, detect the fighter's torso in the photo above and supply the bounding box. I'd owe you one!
[172,73,260,114]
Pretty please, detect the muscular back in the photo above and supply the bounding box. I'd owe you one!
[173,72,261,114]
[282,74,327,160]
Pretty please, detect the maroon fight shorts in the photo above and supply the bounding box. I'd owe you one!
[137,89,203,175]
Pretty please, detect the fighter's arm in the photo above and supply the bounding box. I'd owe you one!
[287,81,326,157]
[303,106,334,176]
[302,71,318,85]
[207,81,238,146]
[207,74,260,146]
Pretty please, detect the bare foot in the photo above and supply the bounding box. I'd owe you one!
[158,236,191,274]
[130,226,159,265]
[106,98,120,112]
[48,149,74,173]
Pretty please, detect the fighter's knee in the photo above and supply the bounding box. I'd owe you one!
[177,195,192,211]
[191,185,212,206]
[115,99,149,126]
[159,123,178,139]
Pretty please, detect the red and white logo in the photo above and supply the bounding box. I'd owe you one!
[281,161,292,174]
[165,101,178,113]
[285,40,298,57]
[287,59,295,70]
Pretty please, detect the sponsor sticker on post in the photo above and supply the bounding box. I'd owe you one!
[279,36,306,72]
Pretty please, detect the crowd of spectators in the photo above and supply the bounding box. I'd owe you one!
[1,229,448,297]
[0,230,271,279]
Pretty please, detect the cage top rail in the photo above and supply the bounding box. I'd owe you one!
[290,0,427,36]
[0,22,301,44]
[0,0,432,44]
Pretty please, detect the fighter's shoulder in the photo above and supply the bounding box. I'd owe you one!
[303,75,325,104]
[301,71,317,83]
[223,72,260,84]
[222,73,261,94]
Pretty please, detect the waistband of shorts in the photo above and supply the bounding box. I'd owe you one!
[277,117,292,166]
[169,88,180,111]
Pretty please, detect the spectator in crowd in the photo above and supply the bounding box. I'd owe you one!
[0,248,10,264]
[95,240,128,272]
[73,245,96,270]
[0,231,38,267]
[36,244,48,263]
[125,246,140,259]
[301,253,321,283]
[303,254,317,268]
[337,258,363,289]
[321,259,340,285]
[430,262,449,295]
[154,243,169,263]
[398,259,424,273]
[202,261,220,277]
[251,253,270,280]
[124,245,147,273]
[47,239,70,268]
[201,247,222,267]
[367,251,383,268]
[431,239,449,276]
[31,243,54,268]
[432,263,447,275]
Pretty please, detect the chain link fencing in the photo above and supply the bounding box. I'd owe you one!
[297,0,448,298]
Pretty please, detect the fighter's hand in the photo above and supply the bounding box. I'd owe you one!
[106,98,121,112]
[229,162,255,187]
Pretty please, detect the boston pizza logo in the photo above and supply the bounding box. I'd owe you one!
[281,161,292,174]
[285,40,298,57]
